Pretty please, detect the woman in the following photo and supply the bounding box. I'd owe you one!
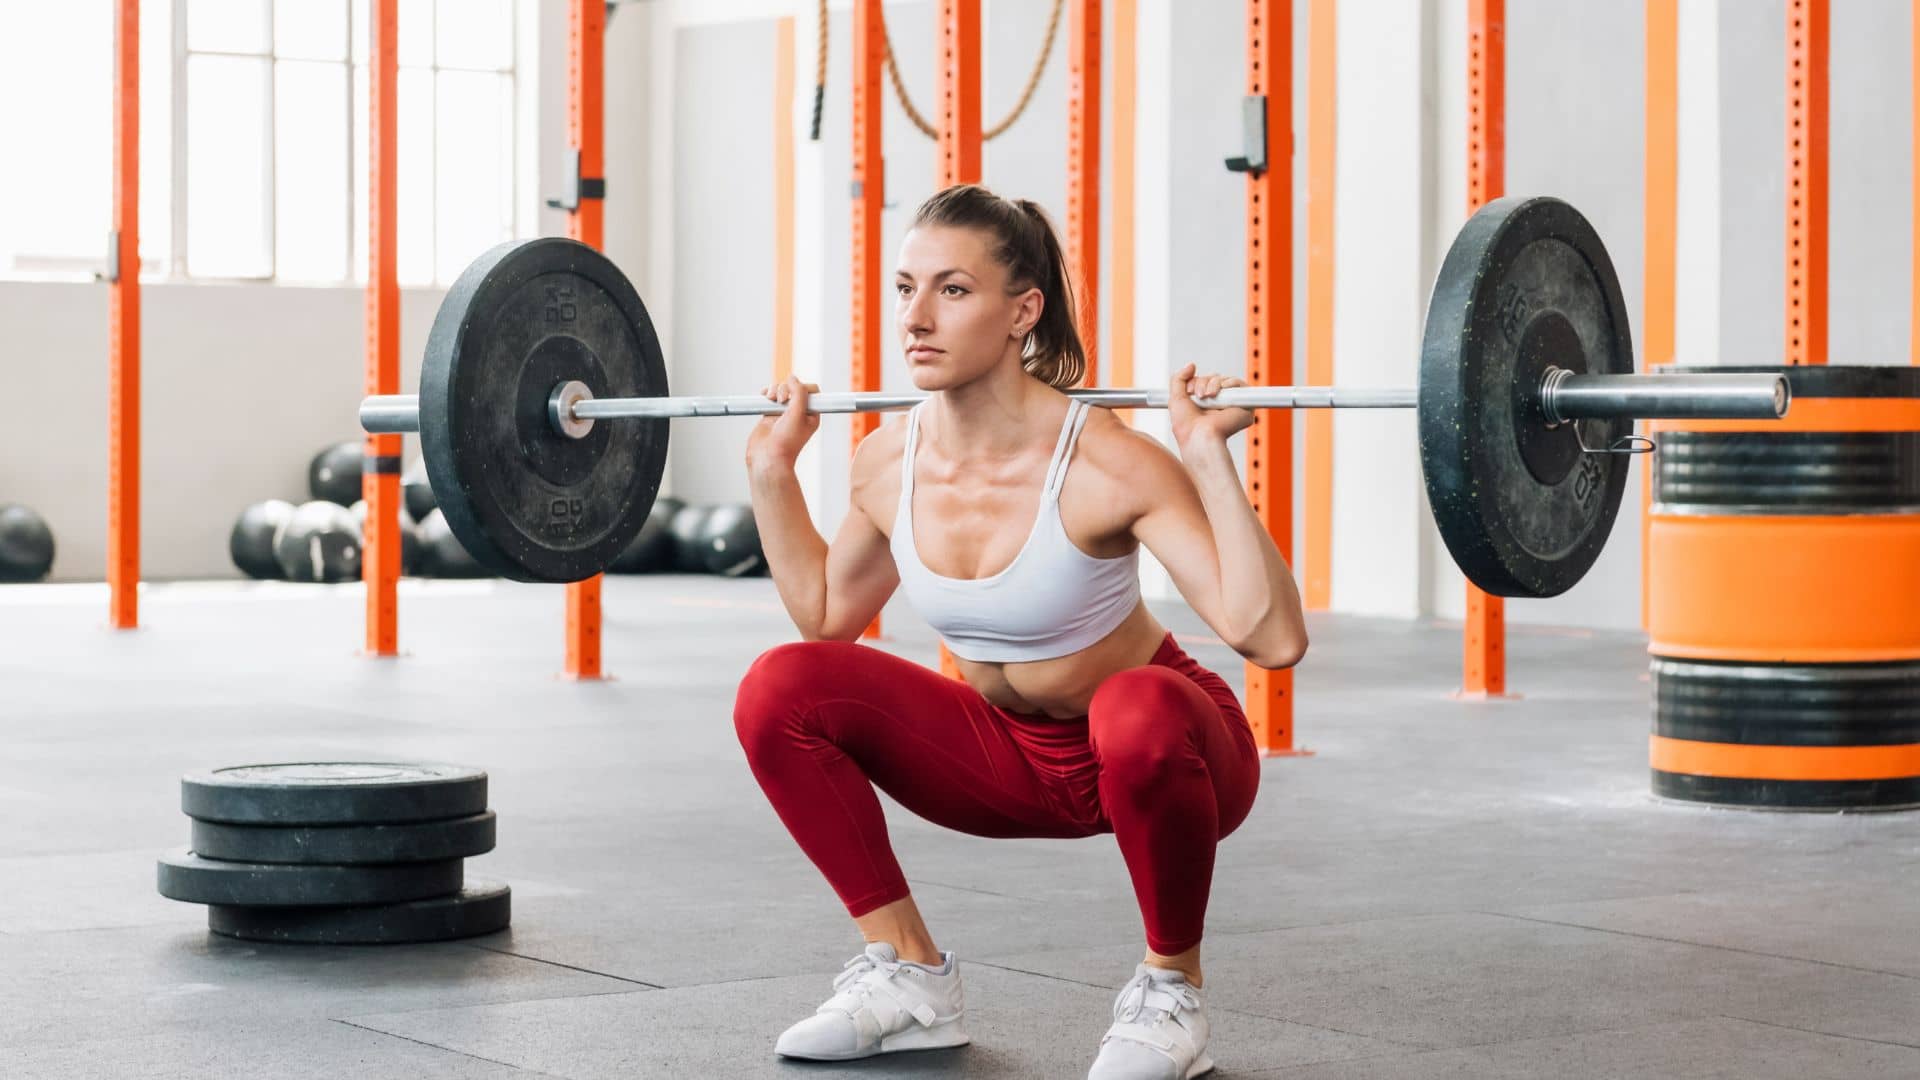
[734,184,1307,1080]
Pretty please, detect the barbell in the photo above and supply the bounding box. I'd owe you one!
[359,196,1790,596]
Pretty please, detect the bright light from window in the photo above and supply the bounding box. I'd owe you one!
[275,61,349,281]
[186,54,272,278]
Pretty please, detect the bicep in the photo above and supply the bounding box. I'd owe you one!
[818,496,901,641]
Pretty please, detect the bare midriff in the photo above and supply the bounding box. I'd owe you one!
[948,601,1168,718]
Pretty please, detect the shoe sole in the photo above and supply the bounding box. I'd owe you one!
[775,1022,971,1061]
[1189,1051,1216,1077]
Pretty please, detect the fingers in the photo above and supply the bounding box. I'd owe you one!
[759,375,819,416]
[1182,373,1246,403]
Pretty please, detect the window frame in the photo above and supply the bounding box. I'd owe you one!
[172,0,520,286]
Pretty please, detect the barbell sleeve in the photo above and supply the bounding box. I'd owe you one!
[361,395,422,434]
[1542,371,1790,424]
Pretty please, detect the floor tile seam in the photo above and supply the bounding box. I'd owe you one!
[1717,1014,1920,1052]
[332,984,656,1025]
[1482,910,1920,983]
[460,942,666,988]
[332,1018,569,1076]
[959,958,1431,1049]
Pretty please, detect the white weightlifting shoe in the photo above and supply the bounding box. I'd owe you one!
[1086,964,1215,1079]
[773,942,971,1061]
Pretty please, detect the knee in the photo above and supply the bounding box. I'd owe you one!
[732,641,846,758]
[1089,667,1201,786]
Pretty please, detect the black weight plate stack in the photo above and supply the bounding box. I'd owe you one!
[1419,196,1633,598]
[161,763,509,943]
[419,237,670,582]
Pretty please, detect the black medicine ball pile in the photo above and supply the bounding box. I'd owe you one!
[612,496,768,577]
[0,503,56,583]
[231,441,765,581]
[156,763,510,944]
[227,443,469,581]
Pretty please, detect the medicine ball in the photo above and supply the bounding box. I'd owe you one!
[696,503,765,577]
[0,504,56,583]
[402,458,436,523]
[667,503,714,573]
[416,509,487,578]
[229,499,295,580]
[610,496,685,573]
[273,501,362,583]
[309,441,363,507]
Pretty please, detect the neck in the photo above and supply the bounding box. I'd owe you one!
[924,356,1063,461]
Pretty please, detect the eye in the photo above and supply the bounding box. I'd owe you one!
[895,283,913,297]
[942,284,967,296]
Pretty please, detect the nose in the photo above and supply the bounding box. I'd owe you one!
[900,286,932,337]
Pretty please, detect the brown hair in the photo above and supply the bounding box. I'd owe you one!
[910,184,1086,390]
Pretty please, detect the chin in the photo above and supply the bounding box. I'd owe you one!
[909,365,954,392]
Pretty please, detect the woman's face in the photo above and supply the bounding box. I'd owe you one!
[895,224,1042,391]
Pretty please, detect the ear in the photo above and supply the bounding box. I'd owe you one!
[1010,285,1045,340]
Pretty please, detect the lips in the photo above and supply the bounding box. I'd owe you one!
[906,346,944,362]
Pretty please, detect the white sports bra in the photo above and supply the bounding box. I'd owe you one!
[890,399,1141,662]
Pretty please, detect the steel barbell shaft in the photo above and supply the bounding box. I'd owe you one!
[357,372,1789,435]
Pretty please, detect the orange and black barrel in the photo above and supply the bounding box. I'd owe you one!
[1647,365,1920,810]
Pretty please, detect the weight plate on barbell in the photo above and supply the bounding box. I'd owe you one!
[1419,196,1632,598]
[420,237,669,582]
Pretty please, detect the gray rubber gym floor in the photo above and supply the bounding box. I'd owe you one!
[3,574,1916,1079]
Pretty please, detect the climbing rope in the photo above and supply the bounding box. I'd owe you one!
[880,0,1065,142]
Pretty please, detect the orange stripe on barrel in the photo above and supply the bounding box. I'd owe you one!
[1650,735,1920,782]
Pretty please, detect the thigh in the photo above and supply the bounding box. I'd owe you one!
[1151,638,1262,836]
[740,641,1090,839]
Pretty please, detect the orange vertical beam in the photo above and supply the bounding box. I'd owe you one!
[939,0,983,185]
[775,18,796,383]
[1914,0,1920,367]
[1786,0,1828,366]
[564,0,607,679]
[1462,0,1507,697]
[1111,0,1137,423]
[363,0,401,657]
[1641,0,1677,628]
[1244,0,1298,754]
[1067,0,1101,385]
[853,0,887,641]
[1303,0,1335,611]
[109,0,140,629]
[936,0,982,680]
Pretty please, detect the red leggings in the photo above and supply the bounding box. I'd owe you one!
[732,632,1260,955]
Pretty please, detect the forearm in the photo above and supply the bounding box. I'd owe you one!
[747,463,831,638]
[1180,438,1307,664]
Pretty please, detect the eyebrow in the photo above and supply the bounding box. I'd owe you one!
[894,268,974,283]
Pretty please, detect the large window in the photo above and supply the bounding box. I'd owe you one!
[0,0,519,286]
[0,1,173,276]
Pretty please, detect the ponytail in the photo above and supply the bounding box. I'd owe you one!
[911,185,1087,390]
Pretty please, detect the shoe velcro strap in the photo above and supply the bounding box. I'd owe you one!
[1101,1019,1191,1057]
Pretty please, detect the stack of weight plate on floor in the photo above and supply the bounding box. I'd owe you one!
[156,763,510,944]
